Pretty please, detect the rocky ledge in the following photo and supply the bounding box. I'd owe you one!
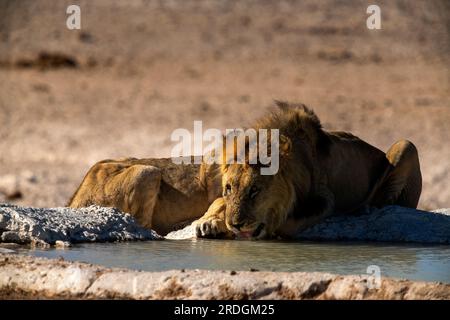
[1,204,449,244]
[0,254,448,299]
[167,206,450,243]
[295,206,450,243]
[0,204,160,246]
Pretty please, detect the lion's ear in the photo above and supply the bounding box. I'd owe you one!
[279,135,292,157]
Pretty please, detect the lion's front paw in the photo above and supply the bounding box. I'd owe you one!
[195,219,227,238]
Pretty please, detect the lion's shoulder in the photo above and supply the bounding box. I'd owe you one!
[327,131,360,140]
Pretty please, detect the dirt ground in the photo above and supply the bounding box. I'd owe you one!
[0,0,449,210]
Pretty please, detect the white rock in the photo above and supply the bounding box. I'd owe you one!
[0,204,161,245]
[55,240,71,248]
[165,224,196,240]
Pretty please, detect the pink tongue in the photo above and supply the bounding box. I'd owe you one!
[238,231,253,238]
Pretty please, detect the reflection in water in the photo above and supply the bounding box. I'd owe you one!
[18,239,450,283]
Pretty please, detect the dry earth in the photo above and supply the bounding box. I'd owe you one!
[0,0,449,210]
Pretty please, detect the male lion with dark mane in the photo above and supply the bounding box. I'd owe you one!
[68,102,422,239]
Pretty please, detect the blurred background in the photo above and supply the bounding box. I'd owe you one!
[0,0,448,209]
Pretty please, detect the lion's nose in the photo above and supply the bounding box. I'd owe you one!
[231,222,245,231]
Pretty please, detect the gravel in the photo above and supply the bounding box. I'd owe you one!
[1,203,449,245]
[167,206,450,244]
[0,204,161,245]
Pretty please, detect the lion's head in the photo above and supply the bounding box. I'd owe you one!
[220,101,330,239]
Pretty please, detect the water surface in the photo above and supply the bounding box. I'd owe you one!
[17,239,450,283]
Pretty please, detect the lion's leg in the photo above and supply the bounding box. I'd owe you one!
[371,140,422,208]
[70,161,162,229]
[116,164,162,229]
[194,197,234,238]
[277,184,335,237]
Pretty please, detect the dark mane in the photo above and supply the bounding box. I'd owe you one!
[253,100,331,155]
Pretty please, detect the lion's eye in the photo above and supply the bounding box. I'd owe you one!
[224,183,232,196]
[249,186,259,199]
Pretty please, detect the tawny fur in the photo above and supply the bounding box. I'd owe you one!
[68,101,422,238]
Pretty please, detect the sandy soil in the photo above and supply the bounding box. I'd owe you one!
[0,0,449,210]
